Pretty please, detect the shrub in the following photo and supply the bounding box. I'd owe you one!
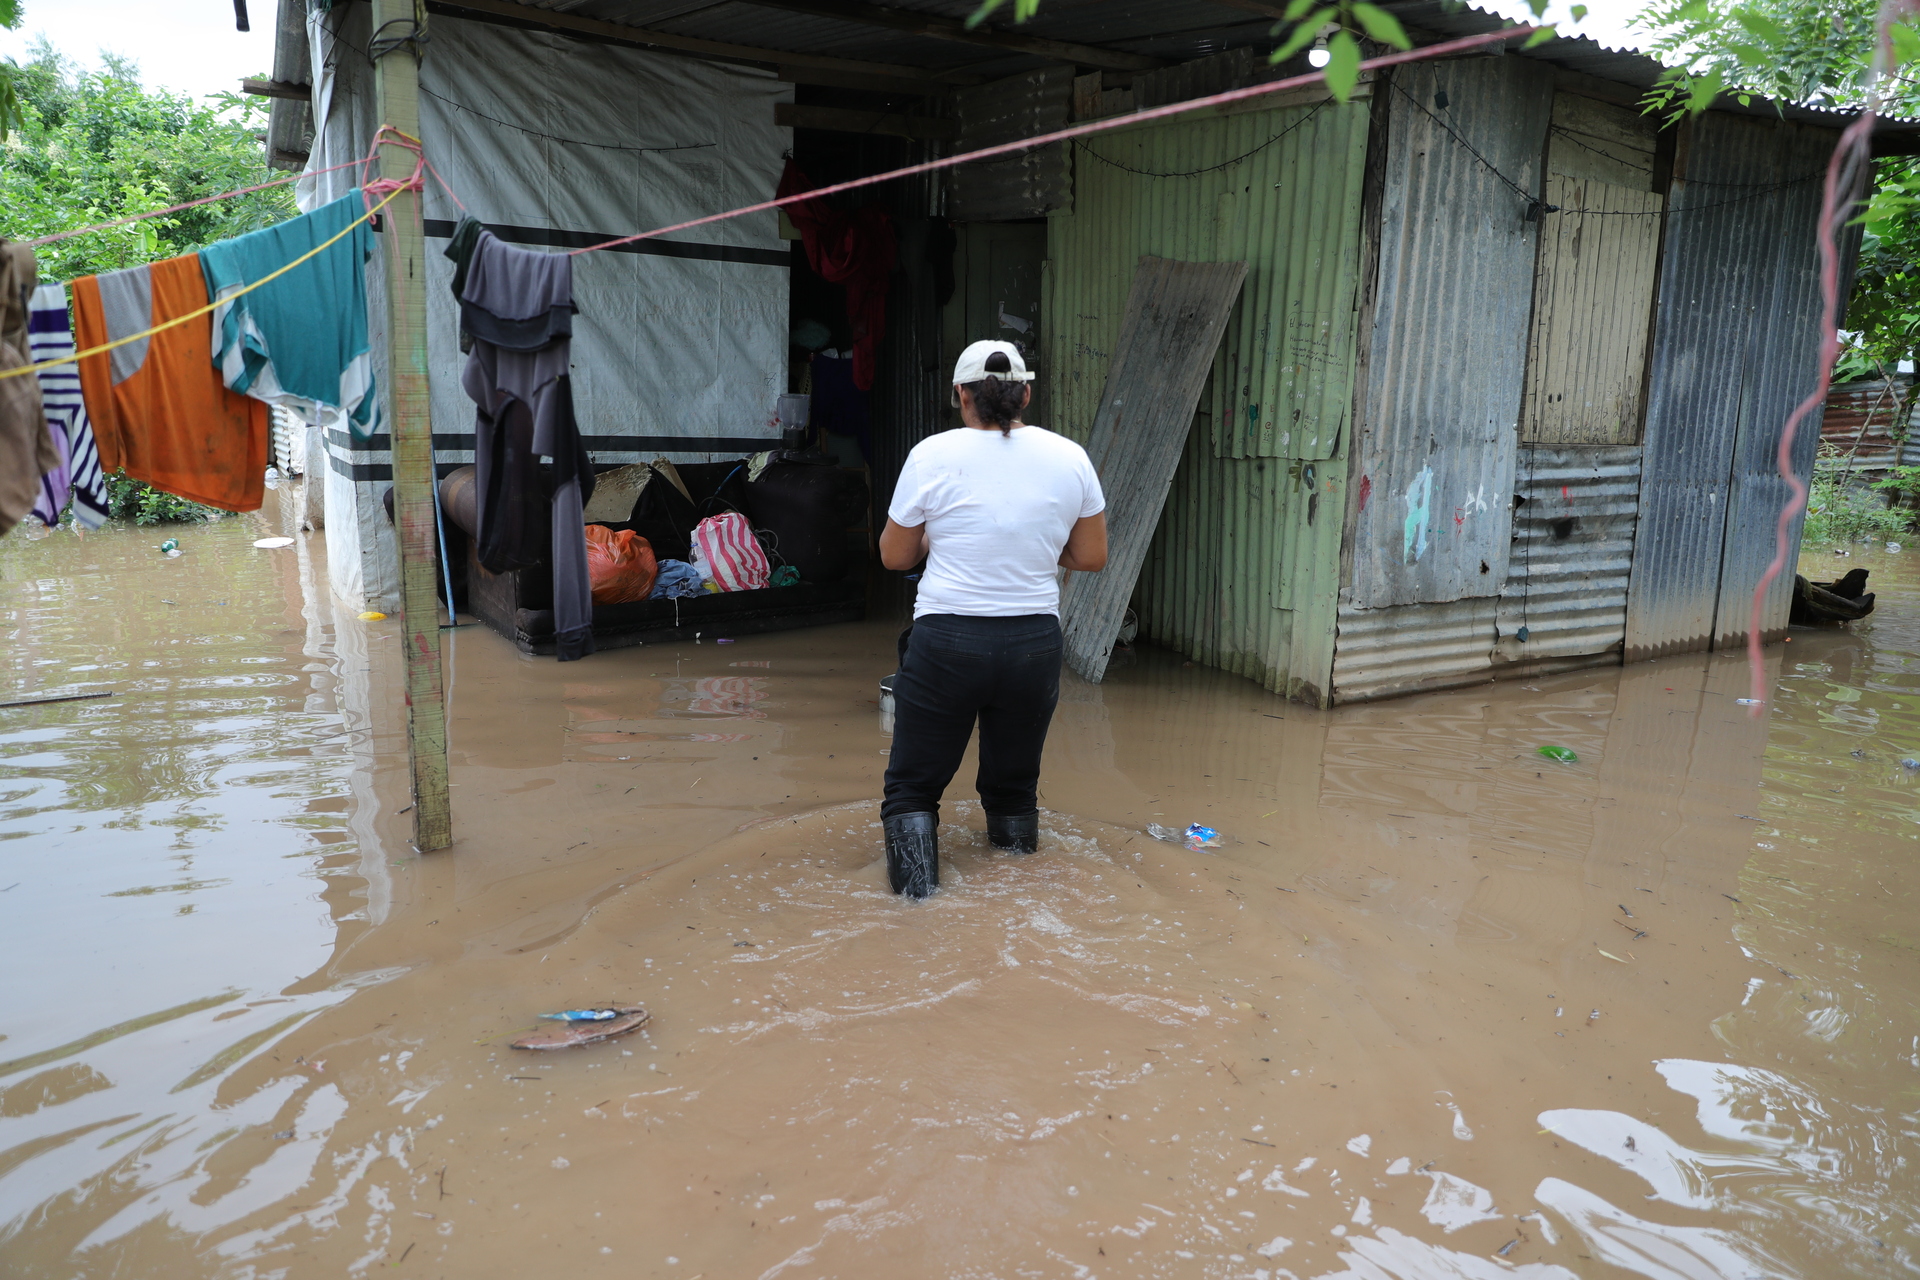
[1804,471,1911,545]
[104,471,226,525]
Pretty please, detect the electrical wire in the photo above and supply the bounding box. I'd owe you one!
[1,143,416,382]
[561,27,1543,257]
[1391,80,1826,218]
[1074,100,1330,178]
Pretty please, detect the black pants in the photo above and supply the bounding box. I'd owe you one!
[881,613,1063,821]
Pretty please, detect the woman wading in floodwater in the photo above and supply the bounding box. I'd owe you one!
[876,340,1108,898]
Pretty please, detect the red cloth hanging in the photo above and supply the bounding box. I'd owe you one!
[777,161,896,392]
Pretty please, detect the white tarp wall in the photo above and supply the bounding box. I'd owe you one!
[298,3,792,609]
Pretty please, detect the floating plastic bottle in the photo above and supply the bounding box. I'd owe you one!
[1537,745,1577,763]
[1735,698,1763,706]
[1147,822,1223,851]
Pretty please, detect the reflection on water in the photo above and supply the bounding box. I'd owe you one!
[3,512,1918,1278]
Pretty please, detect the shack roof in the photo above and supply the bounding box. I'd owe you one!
[439,0,1920,150]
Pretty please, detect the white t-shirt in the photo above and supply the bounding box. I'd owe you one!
[887,425,1105,619]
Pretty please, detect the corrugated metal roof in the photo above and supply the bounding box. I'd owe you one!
[1347,54,1553,609]
[553,0,1915,149]
[1048,94,1371,703]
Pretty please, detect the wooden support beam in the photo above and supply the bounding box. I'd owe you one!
[434,0,961,81]
[775,102,956,139]
[241,77,312,100]
[733,0,1166,72]
[371,0,453,852]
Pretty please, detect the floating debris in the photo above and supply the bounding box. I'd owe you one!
[512,1006,649,1050]
[1537,746,1577,763]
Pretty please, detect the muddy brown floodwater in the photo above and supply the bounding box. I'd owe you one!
[2,491,1917,1279]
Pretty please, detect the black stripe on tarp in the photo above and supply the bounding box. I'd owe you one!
[422,218,790,267]
[327,432,780,463]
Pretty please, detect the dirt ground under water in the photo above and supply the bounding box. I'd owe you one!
[2,491,1918,1280]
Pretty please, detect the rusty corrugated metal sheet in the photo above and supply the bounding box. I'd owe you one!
[1493,446,1641,665]
[1347,56,1554,608]
[1626,113,1840,660]
[1047,94,1371,703]
[1820,377,1916,472]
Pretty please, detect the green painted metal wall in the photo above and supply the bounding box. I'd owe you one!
[1044,95,1372,704]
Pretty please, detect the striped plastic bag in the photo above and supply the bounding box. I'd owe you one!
[690,511,770,592]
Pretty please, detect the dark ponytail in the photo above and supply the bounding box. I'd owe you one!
[960,351,1028,436]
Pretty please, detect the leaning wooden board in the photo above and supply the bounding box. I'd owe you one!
[1060,256,1248,684]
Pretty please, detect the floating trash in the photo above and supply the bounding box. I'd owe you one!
[1147,822,1223,851]
[252,536,295,549]
[1902,759,1920,771]
[1735,698,1763,706]
[537,1008,627,1022]
[512,1005,649,1050]
[1537,745,1578,763]
[158,539,181,557]
[358,611,387,621]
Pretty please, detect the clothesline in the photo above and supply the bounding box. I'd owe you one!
[0,182,407,383]
[21,156,368,249]
[1,28,1534,386]
[0,126,436,386]
[561,27,1535,257]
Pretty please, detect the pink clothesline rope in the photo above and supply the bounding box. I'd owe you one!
[562,27,1538,257]
[20,156,366,248]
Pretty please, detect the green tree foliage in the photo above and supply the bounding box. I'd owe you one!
[0,42,294,280]
[1635,0,1920,371]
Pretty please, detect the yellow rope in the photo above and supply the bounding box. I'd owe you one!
[0,183,407,382]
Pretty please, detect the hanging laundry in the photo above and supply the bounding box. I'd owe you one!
[777,161,896,392]
[201,189,378,438]
[443,214,484,354]
[0,239,60,537]
[28,284,109,530]
[73,254,268,512]
[458,228,575,352]
[459,231,596,661]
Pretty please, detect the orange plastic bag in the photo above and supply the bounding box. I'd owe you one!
[584,525,658,604]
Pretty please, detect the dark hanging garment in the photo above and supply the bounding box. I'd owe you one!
[459,229,575,352]
[458,233,596,661]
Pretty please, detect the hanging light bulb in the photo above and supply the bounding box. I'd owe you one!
[1307,33,1332,68]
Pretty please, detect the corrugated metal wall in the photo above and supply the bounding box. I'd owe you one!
[1520,96,1664,446]
[1710,121,1842,650]
[1332,445,1639,701]
[949,67,1074,222]
[1821,377,1918,472]
[1345,56,1554,608]
[1494,446,1641,665]
[871,150,945,547]
[1626,113,1838,660]
[1045,94,1371,704]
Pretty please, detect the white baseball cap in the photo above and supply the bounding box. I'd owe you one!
[950,339,1034,407]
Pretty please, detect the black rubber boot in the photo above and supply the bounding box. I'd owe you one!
[987,811,1039,854]
[884,812,939,899]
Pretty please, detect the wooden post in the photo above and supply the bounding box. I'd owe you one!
[371,0,452,851]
